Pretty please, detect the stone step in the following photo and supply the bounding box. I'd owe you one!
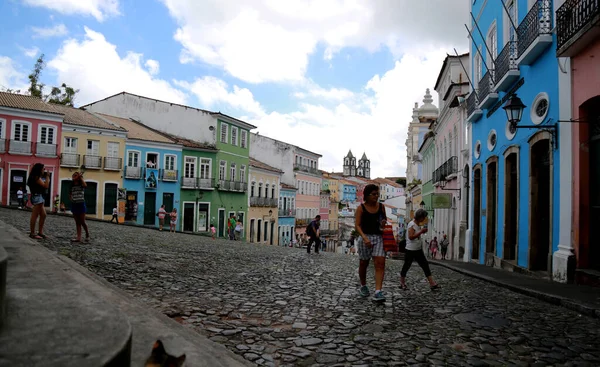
[0,224,132,367]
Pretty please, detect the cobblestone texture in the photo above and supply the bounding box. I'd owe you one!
[3,208,600,366]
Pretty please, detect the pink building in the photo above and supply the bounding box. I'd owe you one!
[293,148,322,236]
[319,191,329,225]
[0,93,62,207]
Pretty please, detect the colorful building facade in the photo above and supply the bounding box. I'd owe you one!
[0,93,62,207]
[278,183,296,246]
[294,148,322,236]
[248,158,282,244]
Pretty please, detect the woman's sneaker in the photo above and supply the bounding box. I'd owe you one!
[372,291,386,302]
[359,285,369,298]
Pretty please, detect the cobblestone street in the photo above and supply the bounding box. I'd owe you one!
[3,208,600,366]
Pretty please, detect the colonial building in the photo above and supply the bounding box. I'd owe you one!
[248,158,282,245]
[467,0,561,274]
[97,114,182,230]
[405,90,439,186]
[278,183,296,246]
[54,105,127,220]
[555,0,600,283]
[342,150,370,179]
[0,92,62,208]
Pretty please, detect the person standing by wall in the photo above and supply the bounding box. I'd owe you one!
[26,164,49,239]
[17,187,24,209]
[169,208,178,233]
[401,209,440,291]
[70,172,90,243]
[157,205,167,231]
[110,207,119,224]
[440,234,449,260]
[355,184,388,302]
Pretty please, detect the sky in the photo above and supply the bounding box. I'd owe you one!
[0,0,469,178]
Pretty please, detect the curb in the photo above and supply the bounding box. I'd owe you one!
[430,261,600,319]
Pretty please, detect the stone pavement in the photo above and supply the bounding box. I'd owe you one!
[2,208,600,366]
[430,260,600,318]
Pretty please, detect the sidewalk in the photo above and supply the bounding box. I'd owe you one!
[431,260,600,319]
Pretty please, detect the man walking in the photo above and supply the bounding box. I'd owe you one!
[306,215,321,254]
[228,213,237,240]
[440,234,449,260]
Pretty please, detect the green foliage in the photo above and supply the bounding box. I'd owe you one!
[47,83,79,107]
[28,55,45,99]
[395,177,407,186]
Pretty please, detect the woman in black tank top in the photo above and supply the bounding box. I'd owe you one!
[355,184,388,302]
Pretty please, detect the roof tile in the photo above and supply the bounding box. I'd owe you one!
[95,113,176,144]
[0,92,63,115]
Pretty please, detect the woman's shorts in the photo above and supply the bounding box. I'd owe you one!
[71,202,87,215]
[30,194,44,206]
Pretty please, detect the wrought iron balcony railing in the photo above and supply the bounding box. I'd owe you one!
[293,163,320,175]
[250,197,278,207]
[217,180,248,192]
[181,177,214,189]
[60,153,80,167]
[159,169,178,181]
[494,40,519,88]
[433,156,459,184]
[124,166,144,179]
[34,143,57,157]
[104,157,123,170]
[278,208,296,217]
[83,155,102,169]
[557,0,600,52]
[517,0,553,59]
[466,91,479,118]
[9,140,32,155]
[478,71,495,105]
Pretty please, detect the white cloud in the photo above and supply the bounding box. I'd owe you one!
[160,0,469,84]
[22,0,120,22]
[145,59,160,75]
[31,24,68,38]
[21,46,40,58]
[0,57,29,92]
[294,82,356,102]
[47,27,187,106]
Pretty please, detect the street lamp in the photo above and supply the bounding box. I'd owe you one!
[502,93,558,149]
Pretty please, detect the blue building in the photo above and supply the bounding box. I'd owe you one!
[341,182,356,203]
[467,0,560,272]
[278,183,297,245]
[100,114,183,229]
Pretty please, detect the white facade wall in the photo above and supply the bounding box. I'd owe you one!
[249,133,296,186]
[84,93,217,145]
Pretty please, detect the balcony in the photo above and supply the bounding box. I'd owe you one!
[321,229,338,236]
[278,208,297,217]
[433,156,459,184]
[217,180,247,192]
[477,71,499,109]
[104,157,123,171]
[181,177,215,189]
[35,143,57,157]
[9,140,32,155]
[83,155,102,169]
[295,218,310,226]
[293,163,320,175]
[517,0,553,66]
[494,41,520,91]
[466,92,483,123]
[60,153,80,167]
[159,169,178,182]
[557,0,600,57]
[0,139,4,153]
[124,166,143,179]
[250,197,278,207]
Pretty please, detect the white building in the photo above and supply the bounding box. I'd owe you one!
[406,90,439,185]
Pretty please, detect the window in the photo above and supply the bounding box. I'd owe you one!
[164,155,176,170]
[12,122,30,141]
[251,182,256,197]
[219,161,226,180]
[127,151,140,167]
[272,185,275,198]
[475,140,482,159]
[200,158,211,179]
[87,140,99,155]
[231,127,238,146]
[530,92,550,125]
[505,0,518,44]
[107,142,119,158]
[474,52,482,86]
[240,130,247,148]
[240,165,246,183]
[0,119,4,139]
[39,126,55,144]
[487,130,498,151]
[487,22,497,64]
[230,163,236,181]
[184,157,196,178]
[220,123,228,143]
[64,137,78,153]
[146,153,158,168]
[266,184,270,198]
[258,183,263,197]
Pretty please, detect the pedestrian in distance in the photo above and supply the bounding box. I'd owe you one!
[400,209,440,291]
[26,163,50,240]
[70,171,90,243]
[228,213,236,240]
[210,224,216,240]
[440,234,449,260]
[430,236,439,259]
[53,194,60,213]
[169,208,178,233]
[234,220,243,241]
[17,187,24,209]
[157,205,167,231]
[306,215,321,254]
[355,184,388,302]
[110,207,119,223]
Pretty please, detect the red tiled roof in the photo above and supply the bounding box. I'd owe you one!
[0,92,63,115]
[249,158,283,174]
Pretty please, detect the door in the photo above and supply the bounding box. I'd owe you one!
[264,221,268,242]
[218,209,225,237]
[270,222,275,245]
[473,167,481,260]
[144,192,156,225]
[250,219,255,242]
[589,103,600,270]
[184,156,196,187]
[504,153,518,261]
[63,137,79,166]
[183,203,194,232]
[199,158,211,188]
[10,170,27,206]
[530,140,551,271]
[486,160,498,259]
[198,204,209,232]
[257,219,262,242]
[84,181,97,214]
[127,151,141,178]
[125,191,138,221]
[85,140,100,168]
[106,142,120,169]
[104,183,118,215]
[163,192,174,222]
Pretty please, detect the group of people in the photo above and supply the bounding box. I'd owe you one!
[427,235,450,260]
[156,205,178,232]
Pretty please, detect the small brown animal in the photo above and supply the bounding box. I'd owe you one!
[145,340,186,367]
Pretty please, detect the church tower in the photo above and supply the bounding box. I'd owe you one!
[357,152,370,179]
[343,150,356,176]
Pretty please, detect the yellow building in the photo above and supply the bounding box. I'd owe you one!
[55,105,127,220]
[247,158,282,245]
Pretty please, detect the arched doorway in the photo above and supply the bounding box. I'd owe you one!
[486,156,499,264]
[529,132,553,271]
[503,146,519,262]
[586,97,600,270]
[472,165,482,261]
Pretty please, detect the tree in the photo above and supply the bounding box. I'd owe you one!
[47,83,78,106]
[28,55,45,99]
[395,177,407,187]
[22,54,79,107]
